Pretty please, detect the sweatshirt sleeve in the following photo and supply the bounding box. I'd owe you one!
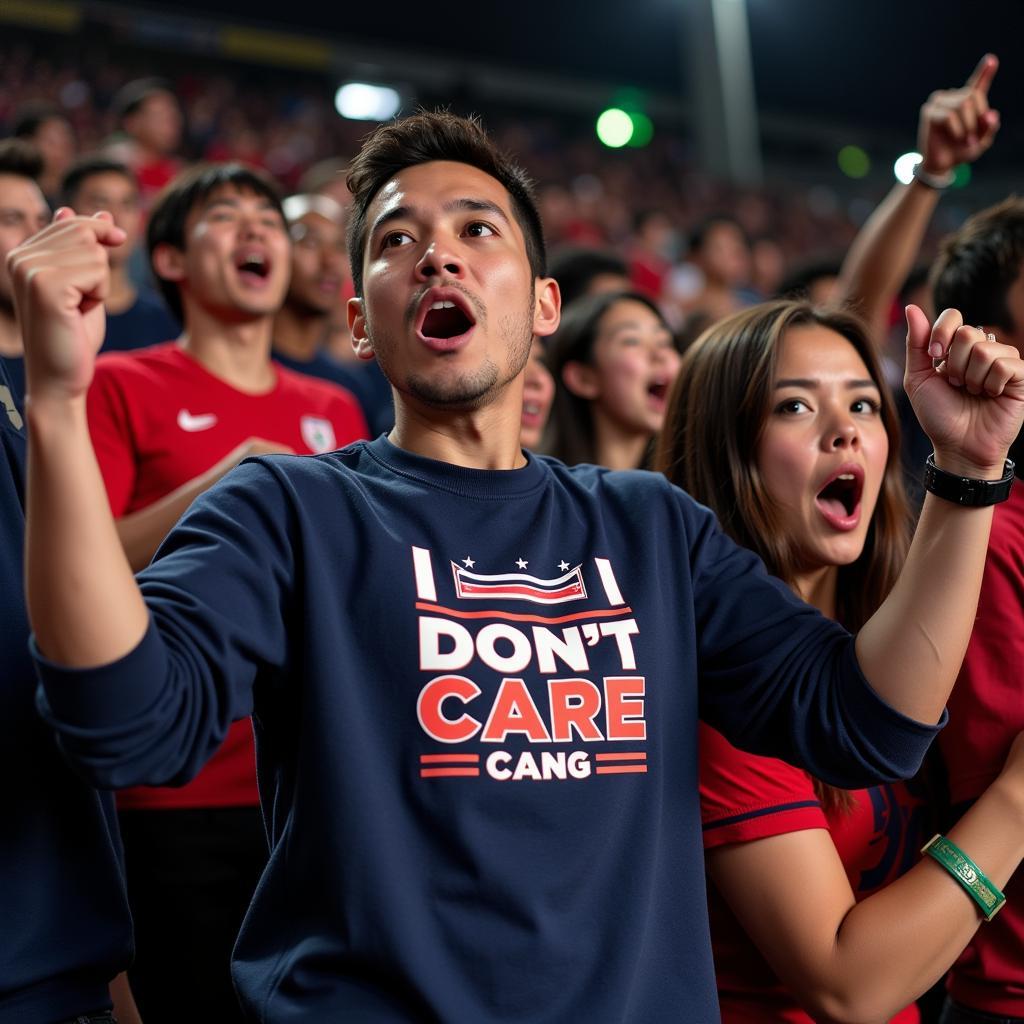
[684,492,944,788]
[34,458,297,790]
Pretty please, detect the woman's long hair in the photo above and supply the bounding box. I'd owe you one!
[542,289,670,468]
[656,300,912,809]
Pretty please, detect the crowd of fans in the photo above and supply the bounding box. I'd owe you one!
[2,27,1024,1024]
[1,35,960,336]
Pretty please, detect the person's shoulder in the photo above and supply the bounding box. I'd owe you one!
[542,458,671,492]
[699,723,822,846]
[93,342,185,389]
[276,361,352,398]
[274,363,365,417]
[243,440,374,494]
[96,340,180,371]
[546,459,709,517]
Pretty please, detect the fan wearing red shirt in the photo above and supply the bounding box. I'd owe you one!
[931,195,1024,1024]
[83,162,367,1024]
[700,724,929,1023]
[658,296,1024,1023]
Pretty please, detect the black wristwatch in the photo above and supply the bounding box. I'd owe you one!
[923,454,1016,506]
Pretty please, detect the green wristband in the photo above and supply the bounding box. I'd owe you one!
[922,834,1007,922]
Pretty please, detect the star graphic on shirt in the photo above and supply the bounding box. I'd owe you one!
[558,560,570,572]
[516,558,528,570]
[462,556,475,568]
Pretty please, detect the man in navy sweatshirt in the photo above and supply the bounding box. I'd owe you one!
[11,112,1024,1022]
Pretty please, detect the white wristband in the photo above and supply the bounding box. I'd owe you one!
[913,163,955,190]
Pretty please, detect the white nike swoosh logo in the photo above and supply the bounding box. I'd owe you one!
[177,409,218,432]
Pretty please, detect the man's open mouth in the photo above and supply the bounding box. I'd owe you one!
[420,300,474,339]
[235,251,271,281]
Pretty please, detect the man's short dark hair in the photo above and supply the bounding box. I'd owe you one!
[111,77,175,124]
[147,162,284,322]
[548,247,628,308]
[61,156,137,208]
[12,101,70,141]
[345,110,546,297]
[0,139,44,181]
[931,197,1024,334]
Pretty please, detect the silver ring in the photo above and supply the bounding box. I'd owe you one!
[986,332,997,342]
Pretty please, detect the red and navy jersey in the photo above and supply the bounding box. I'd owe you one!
[87,342,368,810]
[35,438,944,1022]
[701,722,929,1022]
[942,482,1024,1016]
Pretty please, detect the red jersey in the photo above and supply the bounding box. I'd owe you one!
[87,342,368,810]
[941,482,1024,1016]
[700,722,928,1023]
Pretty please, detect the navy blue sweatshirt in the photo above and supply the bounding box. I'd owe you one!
[0,358,131,1024]
[35,435,943,1023]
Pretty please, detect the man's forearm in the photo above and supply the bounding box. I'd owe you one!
[116,451,243,571]
[27,396,148,666]
[856,487,995,723]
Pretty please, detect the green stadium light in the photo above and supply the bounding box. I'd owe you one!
[626,112,654,148]
[952,164,971,189]
[838,145,870,179]
[596,108,634,148]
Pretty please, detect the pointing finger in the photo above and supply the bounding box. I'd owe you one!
[966,53,998,96]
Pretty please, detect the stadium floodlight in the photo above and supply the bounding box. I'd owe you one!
[894,152,922,185]
[596,108,635,148]
[335,83,401,122]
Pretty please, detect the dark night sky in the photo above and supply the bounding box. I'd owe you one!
[98,0,1024,175]
[159,0,1024,129]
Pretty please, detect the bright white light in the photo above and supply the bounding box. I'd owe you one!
[596,108,634,148]
[894,151,922,185]
[335,83,401,122]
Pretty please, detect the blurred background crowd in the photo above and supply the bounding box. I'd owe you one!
[3,0,1020,348]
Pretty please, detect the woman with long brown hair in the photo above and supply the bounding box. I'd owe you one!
[657,299,1024,1023]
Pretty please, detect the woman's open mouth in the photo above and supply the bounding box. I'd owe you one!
[814,465,864,530]
[646,380,670,409]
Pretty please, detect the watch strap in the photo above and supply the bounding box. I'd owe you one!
[923,454,1015,507]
